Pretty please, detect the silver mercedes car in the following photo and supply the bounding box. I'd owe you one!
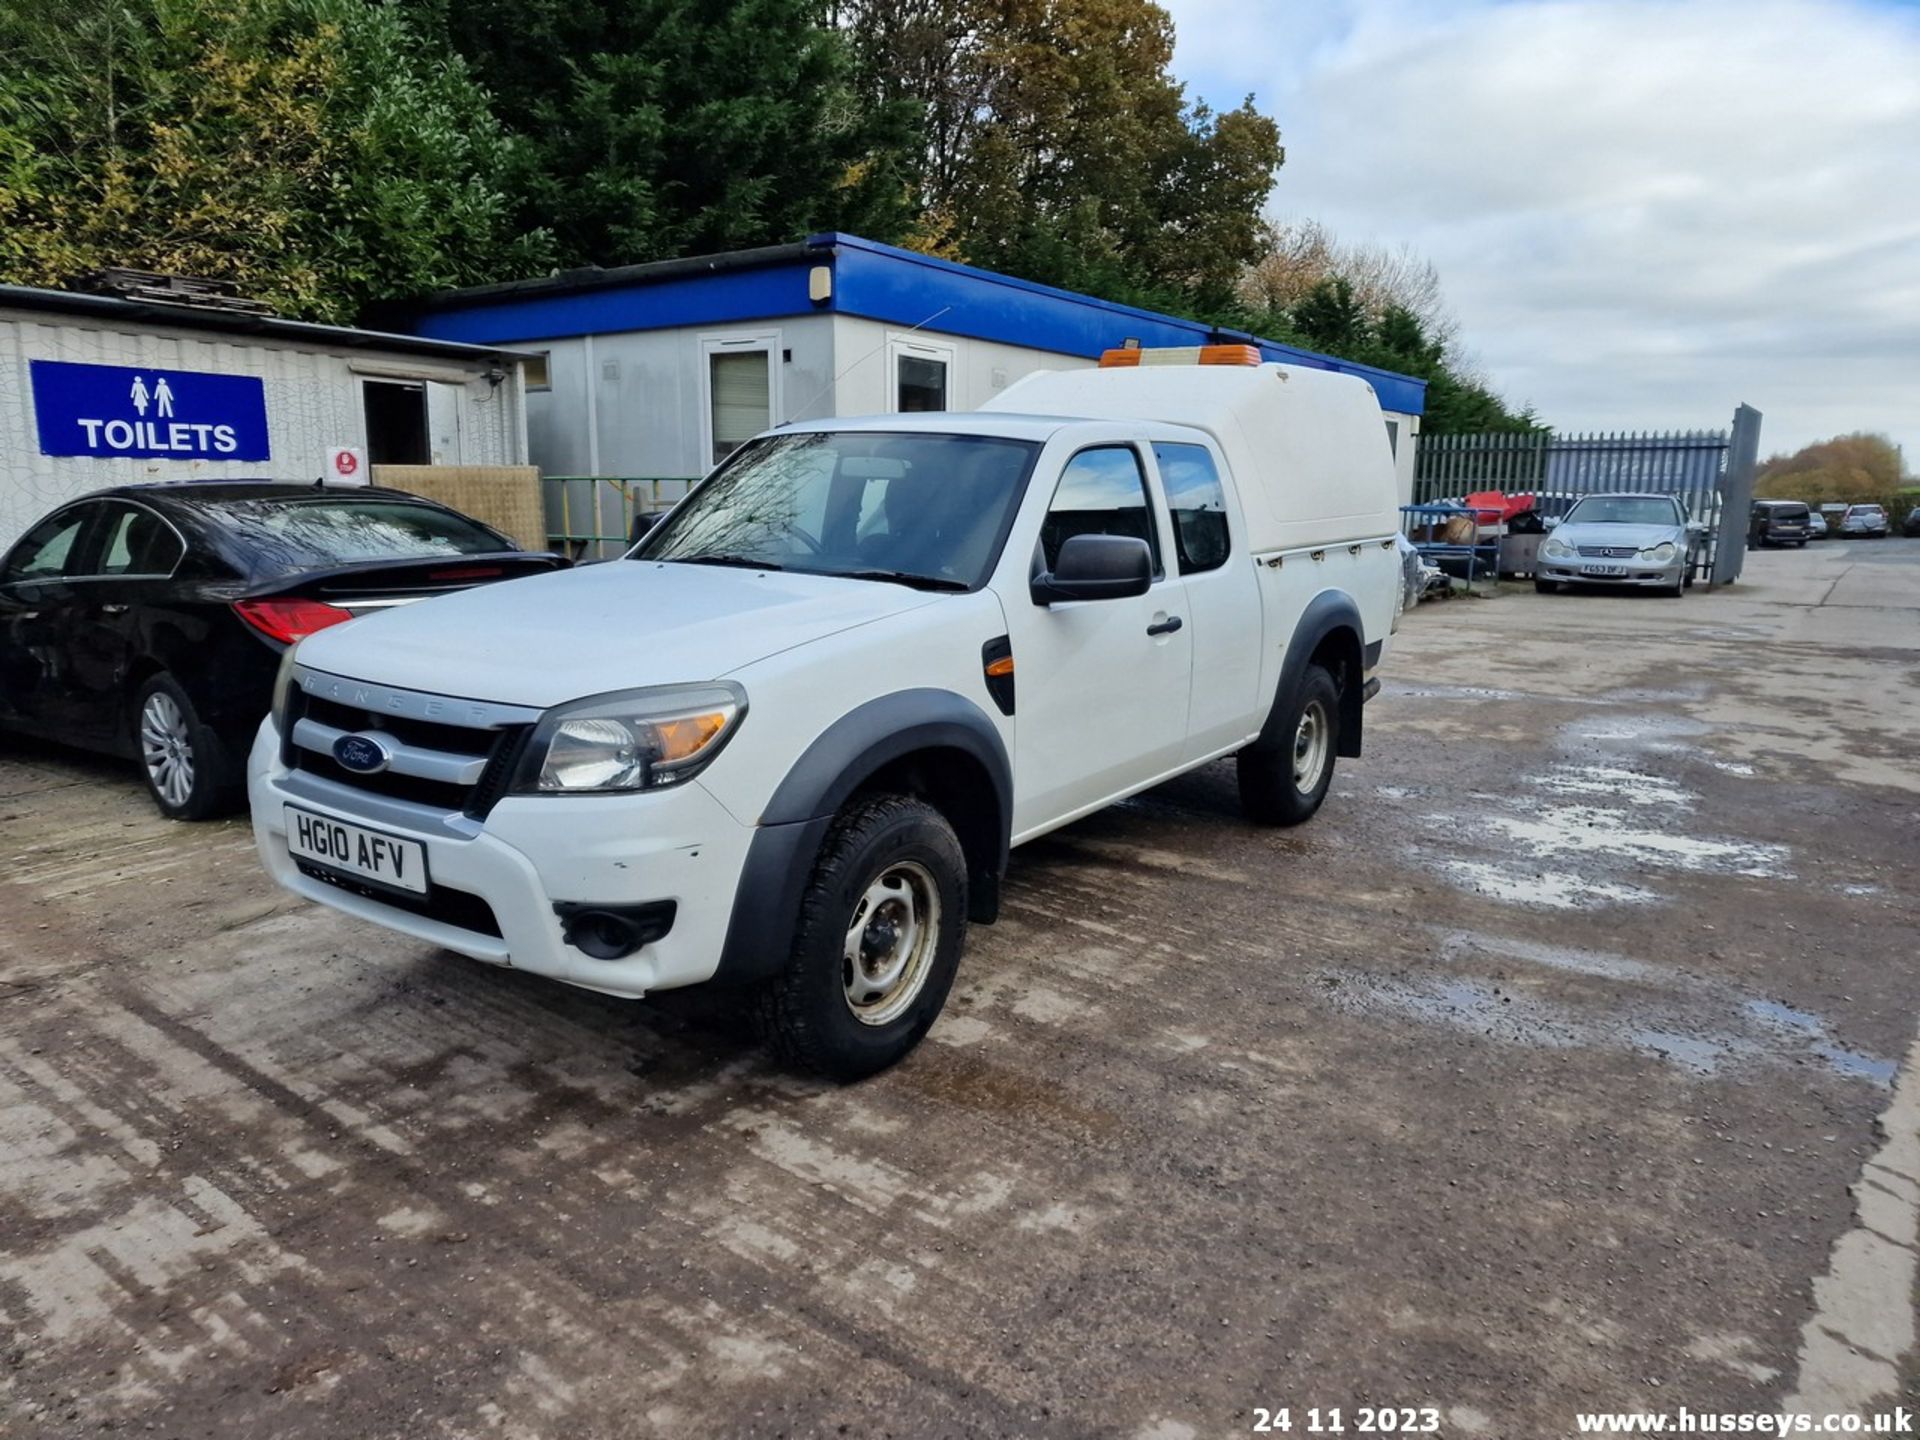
[1535,493,1703,596]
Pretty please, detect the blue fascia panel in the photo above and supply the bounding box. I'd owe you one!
[815,234,1426,416]
[408,231,1426,416]
[410,261,823,346]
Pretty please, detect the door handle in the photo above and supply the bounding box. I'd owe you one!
[100,604,128,616]
[1145,615,1183,637]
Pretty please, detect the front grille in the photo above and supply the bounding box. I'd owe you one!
[295,860,503,938]
[284,682,527,818]
[1576,544,1639,559]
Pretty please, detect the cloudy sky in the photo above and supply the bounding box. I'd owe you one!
[1159,0,1920,463]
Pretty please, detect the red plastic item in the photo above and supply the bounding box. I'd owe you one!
[1462,490,1538,523]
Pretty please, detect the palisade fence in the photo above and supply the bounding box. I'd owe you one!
[1412,406,1763,584]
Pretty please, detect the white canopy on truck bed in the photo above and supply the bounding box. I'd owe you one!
[984,362,1401,553]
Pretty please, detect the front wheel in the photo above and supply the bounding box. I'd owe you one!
[134,674,240,821]
[1534,578,1559,594]
[754,794,967,1081]
[1237,663,1340,827]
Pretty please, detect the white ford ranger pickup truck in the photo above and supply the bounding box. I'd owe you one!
[250,356,1403,1078]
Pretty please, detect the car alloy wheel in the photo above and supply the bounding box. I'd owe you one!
[140,690,197,810]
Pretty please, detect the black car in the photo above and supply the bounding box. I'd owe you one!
[0,483,564,819]
[1904,505,1920,539]
[1748,499,1812,548]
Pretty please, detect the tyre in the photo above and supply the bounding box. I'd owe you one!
[754,794,967,1081]
[1534,579,1559,594]
[134,673,239,821]
[1796,540,1808,549]
[1237,663,1340,827]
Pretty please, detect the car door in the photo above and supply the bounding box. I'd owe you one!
[64,500,188,750]
[1145,436,1266,761]
[1002,439,1192,839]
[0,503,98,736]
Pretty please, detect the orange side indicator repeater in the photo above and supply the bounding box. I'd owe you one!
[981,636,1016,716]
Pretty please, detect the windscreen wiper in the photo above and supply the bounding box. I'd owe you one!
[675,554,785,571]
[836,569,968,592]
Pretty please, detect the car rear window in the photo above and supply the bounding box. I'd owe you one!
[199,498,512,575]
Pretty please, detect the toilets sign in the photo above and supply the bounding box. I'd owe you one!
[29,359,271,461]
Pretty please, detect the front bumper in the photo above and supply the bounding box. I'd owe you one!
[249,720,756,998]
[1537,557,1687,588]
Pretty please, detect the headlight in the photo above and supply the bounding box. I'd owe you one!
[1638,541,1677,562]
[271,643,301,727]
[513,683,746,794]
[1543,536,1575,559]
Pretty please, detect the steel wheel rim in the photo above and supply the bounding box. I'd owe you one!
[140,692,195,809]
[1293,698,1330,790]
[843,860,940,1027]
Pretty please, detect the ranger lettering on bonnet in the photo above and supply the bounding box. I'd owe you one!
[249,351,1404,1079]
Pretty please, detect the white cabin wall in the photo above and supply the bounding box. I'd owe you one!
[0,307,523,549]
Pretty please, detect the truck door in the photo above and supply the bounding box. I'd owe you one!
[1005,442,1192,837]
[1146,439,1266,759]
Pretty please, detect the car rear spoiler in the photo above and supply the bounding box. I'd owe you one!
[238,551,567,602]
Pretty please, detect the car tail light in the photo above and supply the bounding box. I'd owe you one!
[232,598,354,644]
[426,566,504,582]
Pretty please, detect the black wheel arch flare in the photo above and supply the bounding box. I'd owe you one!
[1256,590,1369,761]
[713,689,1013,987]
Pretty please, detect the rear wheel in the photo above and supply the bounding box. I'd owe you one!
[754,794,967,1081]
[1238,664,1340,827]
[134,674,239,821]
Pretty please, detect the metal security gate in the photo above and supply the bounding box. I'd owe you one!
[1413,407,1763,584]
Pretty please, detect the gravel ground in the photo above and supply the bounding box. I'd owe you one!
[2,540,1916,1440]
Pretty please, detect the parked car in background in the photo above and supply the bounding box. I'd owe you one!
[1806,511,1829,539]
[1903,505,1920,539]
[0,483,565,819]
[1534,493,1704,596]
[1748,500,1812,548]
[1839,504,1891,538]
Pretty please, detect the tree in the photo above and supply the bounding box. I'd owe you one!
[1227,225,1538,435]
[0,0,548,323]
[839,0,1282,309]
[1240,218,1458,351]
[1755,433,1908,504]
[412,0,918,267]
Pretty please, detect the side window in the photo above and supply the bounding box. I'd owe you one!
[92,504,185,577]
[1039,446,1161,575]
[1,508,91,584]
[1152,442,1231,575]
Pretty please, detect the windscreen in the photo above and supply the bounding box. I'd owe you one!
[637,431,1040,590]
[1565,496,1681,526]
[200,498,513,576]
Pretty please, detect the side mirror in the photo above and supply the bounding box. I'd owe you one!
[1686,520,1707,536]
[1031,534,1153,605]
[1541,515,1561,530]
[629,511,662,546]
